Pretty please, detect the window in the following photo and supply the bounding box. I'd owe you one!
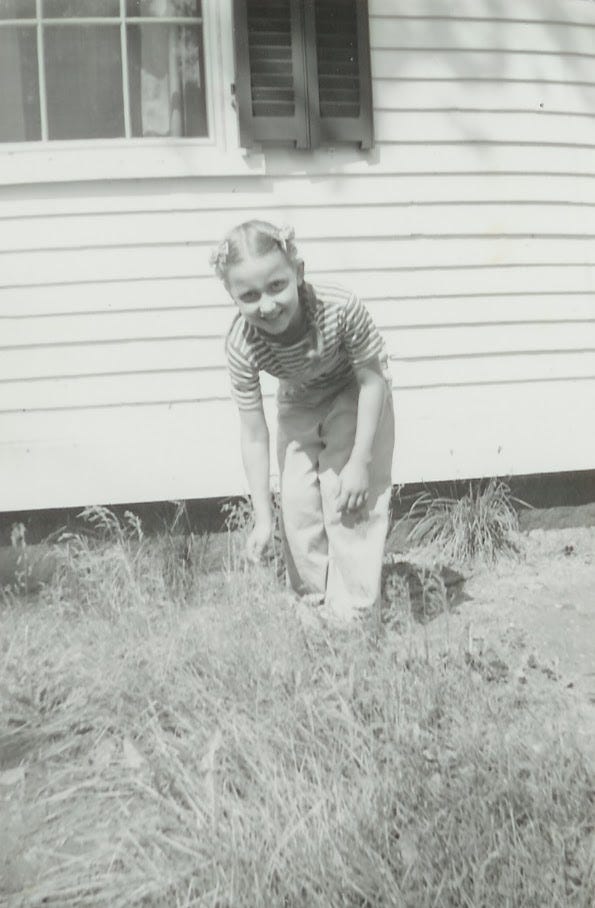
[0,0,373,183]
[0,0,208,142]
[233,0,373,149]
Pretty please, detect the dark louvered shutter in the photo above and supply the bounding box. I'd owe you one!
[233,0,310,148]
[233,0,373,149]
[305,0,373,148]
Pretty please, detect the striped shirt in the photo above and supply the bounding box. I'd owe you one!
[225,281,389,410]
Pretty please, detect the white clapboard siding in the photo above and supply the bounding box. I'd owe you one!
[2,323,593,389]
[2,378,594,511]
[373,80,595,116]
[2,240,595,288]
[3,236,595,286]
[367,296,595,327]
[1,145,593,209]
[1,248,594,317]
[3,349,594,414]
[372,51,595,85]
[2,173,595,219]
[392,379,595,481]
[2,270,594,325]
[1,234,594,285]
[0,370,229,412]
[368,0,595,25]
[2,203,595,252]
[0,399,254,510]
[2,290,593,331]
[392,351,595,388]
[1,0,594,509]
[2,312,594,355]
[2,266,593,321]
[264,143,595,175]
[0,234,595,274]
[374,111,595,146]
[0,279,228,315]
[369,18,595,54]
[311,268,595,300]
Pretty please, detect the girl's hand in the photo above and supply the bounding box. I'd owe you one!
[246,519,273,563]
[336,458,370,513]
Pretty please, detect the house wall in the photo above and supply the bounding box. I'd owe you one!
[1,0,594,511]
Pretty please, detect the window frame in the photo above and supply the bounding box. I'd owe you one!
[0,0,265,185]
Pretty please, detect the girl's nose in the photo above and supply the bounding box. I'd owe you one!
[259,296,277,315]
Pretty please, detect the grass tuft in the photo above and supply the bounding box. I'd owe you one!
[406,478,528,564]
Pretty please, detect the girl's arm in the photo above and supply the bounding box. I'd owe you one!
[238,405,274,561]
[336,358,387,512]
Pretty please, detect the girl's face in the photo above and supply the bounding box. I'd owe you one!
[225,248,304,337]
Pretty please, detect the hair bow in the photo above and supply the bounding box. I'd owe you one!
[277,224,295,253]
[209,239,229,273]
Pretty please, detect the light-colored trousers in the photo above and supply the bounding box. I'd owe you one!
[276,380,395,619]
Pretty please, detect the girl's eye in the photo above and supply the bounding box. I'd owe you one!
[268,280,288,293]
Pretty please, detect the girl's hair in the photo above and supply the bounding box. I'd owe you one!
[210,220,299,282]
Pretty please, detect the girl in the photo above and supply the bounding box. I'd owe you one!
[211,220,394,624]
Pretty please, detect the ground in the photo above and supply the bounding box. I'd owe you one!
[385,509,595,764]
[465,527,594,697]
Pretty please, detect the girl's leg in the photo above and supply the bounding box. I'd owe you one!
[277,405,328,597]
[318,381,395,620]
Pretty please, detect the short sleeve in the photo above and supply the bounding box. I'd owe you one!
[341,292,385,367]
[225,326,263,411]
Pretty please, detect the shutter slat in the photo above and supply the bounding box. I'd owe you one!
[251,54,293,68]
[317,84,359,96]
[248,45,292,52]
[320,103,359,116]
[247,73,294,86]
[252,103,296,116]
[252,87,295,101]
[249,60,294,73]
[248,34,292,45]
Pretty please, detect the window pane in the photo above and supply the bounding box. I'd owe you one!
[43,0,120,16]
[0,0,35,17]
[0,26,40,141]
[127,23,207,136]
[44,25,125,139]
[126,0,201,18]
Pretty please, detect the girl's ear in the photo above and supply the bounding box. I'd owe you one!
[296,259,305,285]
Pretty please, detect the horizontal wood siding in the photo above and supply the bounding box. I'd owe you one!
[1,0,594,510]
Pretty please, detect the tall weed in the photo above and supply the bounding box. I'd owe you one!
[50,505,198,618]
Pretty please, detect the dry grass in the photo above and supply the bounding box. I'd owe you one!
[0,509,593,907]
[405,479,528,564]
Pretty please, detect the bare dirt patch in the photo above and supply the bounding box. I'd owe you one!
[466,527,595,692]
[395,524,595,764]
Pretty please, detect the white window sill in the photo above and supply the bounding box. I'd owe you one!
[0,139,266,186]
